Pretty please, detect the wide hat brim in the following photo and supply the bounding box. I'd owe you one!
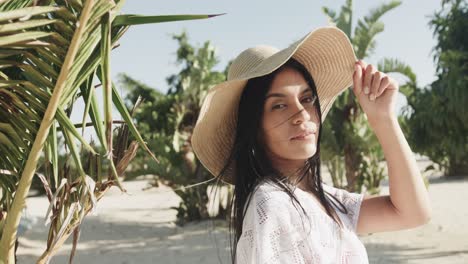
[192,26,357,185]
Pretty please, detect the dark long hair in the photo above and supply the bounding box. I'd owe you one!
[213,58,349,263]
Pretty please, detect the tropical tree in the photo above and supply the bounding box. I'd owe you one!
[321,0,421,193]
[0,0,222,263]
[122,31,228,224]
[402,0,468,176]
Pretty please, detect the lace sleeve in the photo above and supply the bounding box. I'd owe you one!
[322,184,364,232]
[235,187,315,264]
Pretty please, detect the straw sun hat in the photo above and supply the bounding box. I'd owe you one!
[191,26,357,185]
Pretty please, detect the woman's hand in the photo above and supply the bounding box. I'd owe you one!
[352,60,399,124]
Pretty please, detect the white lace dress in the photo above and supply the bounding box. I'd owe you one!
[235,180,369,264]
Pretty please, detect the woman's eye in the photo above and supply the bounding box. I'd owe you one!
[302,96,316,104]
[272,104,286,110]
[271,96,316,110]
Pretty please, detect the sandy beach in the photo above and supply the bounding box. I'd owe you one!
[16,164,468,264]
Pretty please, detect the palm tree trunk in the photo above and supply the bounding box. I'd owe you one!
[448,161,468,177]
[194,160,209,219]
[344,143,360,192]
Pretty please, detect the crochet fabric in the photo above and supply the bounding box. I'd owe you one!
[235,180,369,264]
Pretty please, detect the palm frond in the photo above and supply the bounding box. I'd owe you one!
[353,1,401,58]
[113,13,226,27]
[321,0,353,36]
[0,0,223,262]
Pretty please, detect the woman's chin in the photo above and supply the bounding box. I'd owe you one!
[267,143,317,160]
[290,145,317,159]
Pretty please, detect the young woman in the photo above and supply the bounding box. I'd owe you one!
[191,26,431,263]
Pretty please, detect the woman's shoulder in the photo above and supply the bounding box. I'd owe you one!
[321,183,364,231]
[250,180,289,202]
[244,180,301,215]
[252,179,297,203]
[321,183,364,209]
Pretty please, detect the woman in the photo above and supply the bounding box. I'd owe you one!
[191,26,431,263]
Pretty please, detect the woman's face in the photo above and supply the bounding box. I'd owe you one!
[260,67,320,169]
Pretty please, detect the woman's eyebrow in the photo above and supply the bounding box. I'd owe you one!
[265,87,312,100]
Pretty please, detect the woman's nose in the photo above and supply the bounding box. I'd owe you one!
[291,102,311,124]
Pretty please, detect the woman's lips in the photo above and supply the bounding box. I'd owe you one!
[291,131,314,140]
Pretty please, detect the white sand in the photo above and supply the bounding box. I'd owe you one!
[361,175,468,264]
[16,167,468,263]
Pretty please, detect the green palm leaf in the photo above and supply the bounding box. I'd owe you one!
[353,0,401,58]
[0,0,224,262]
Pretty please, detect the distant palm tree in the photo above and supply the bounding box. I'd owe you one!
[121,31,228,224]
[321,0,418,192]
[0,0,222,263]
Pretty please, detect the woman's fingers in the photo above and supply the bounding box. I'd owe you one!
[353,63,363,95]
[377,75,390,97]
[354,60,391,101]
[354,60,393,101]
[370,71,382,101]
[354,60,368,95]
[364,64,375,96]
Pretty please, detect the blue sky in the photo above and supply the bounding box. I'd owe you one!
[111,0,441,87]
[72,0,442,138]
